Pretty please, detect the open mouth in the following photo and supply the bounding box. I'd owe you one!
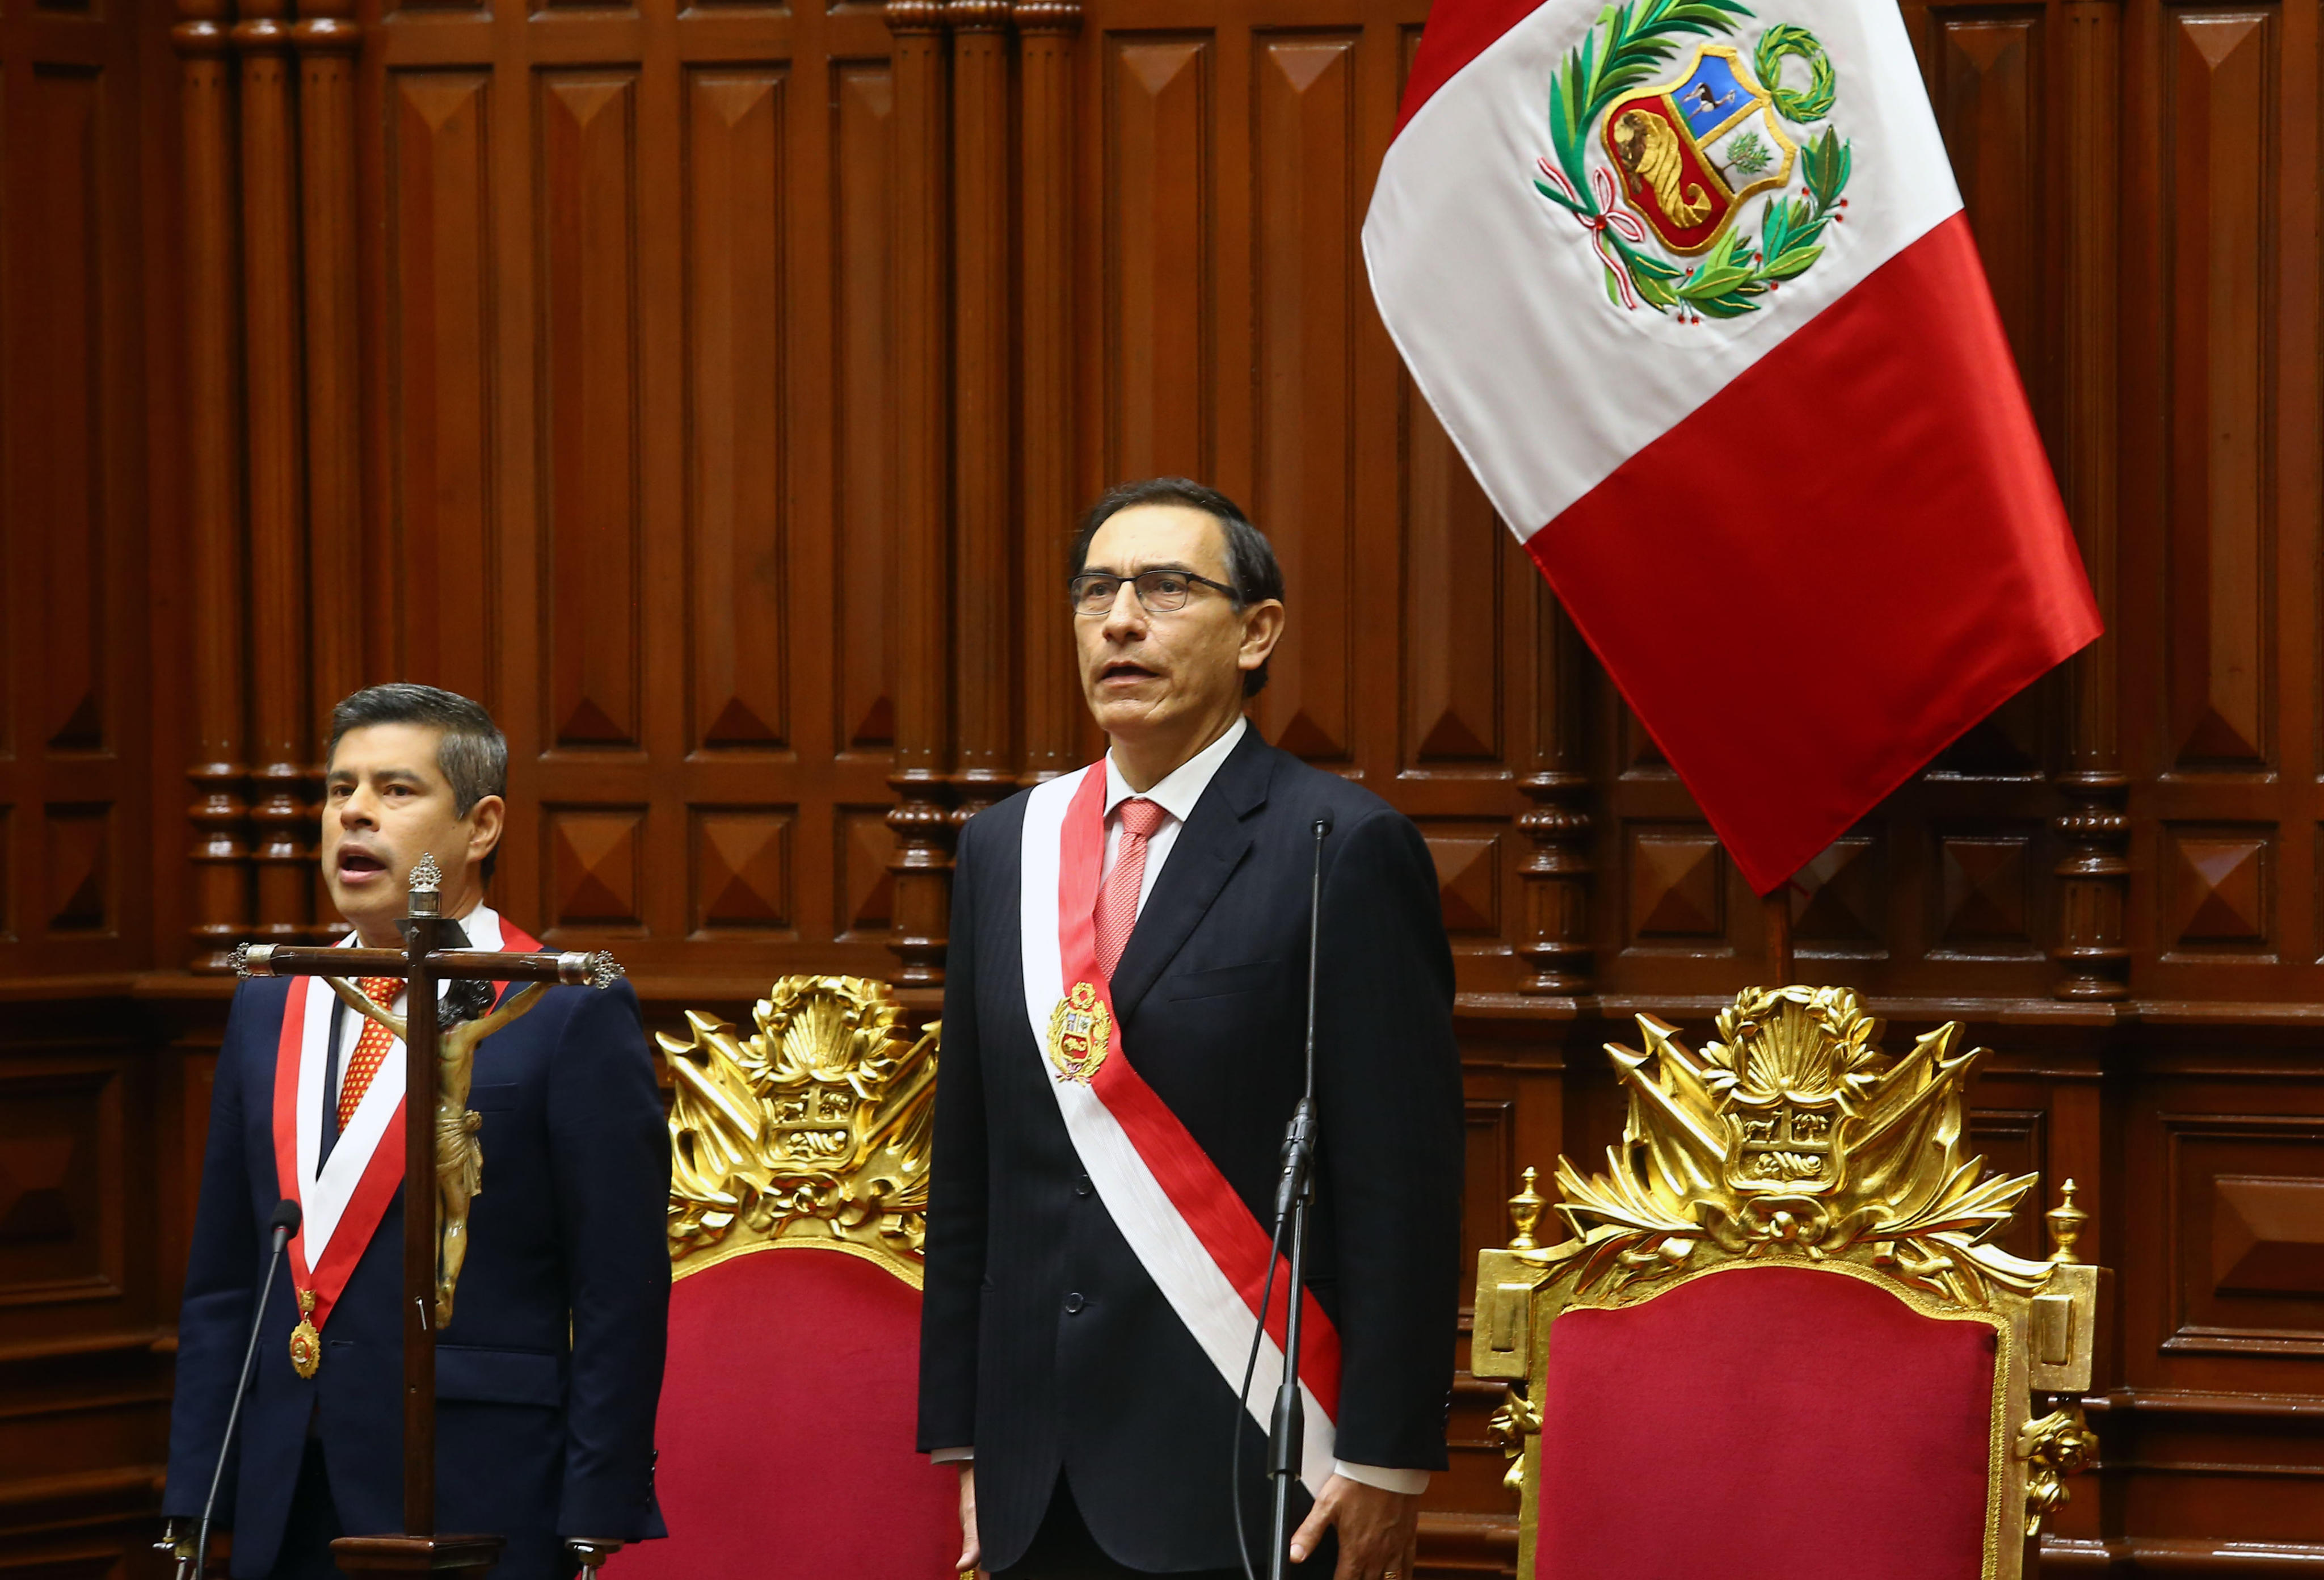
[1100,660,1156,684]
[337,847,390,883]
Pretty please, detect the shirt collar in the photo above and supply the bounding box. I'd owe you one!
[1104,715,1249,825]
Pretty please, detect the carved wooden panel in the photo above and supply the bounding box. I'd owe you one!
[1627,824,1728,946]
[1421,823,1504,940]
[41,806,111,939]
[544,806,646,934]
[691,808,794,935]
[836,805,896,940]
[686,69,790,753]
[1402,390,1504,768]
[1251,33,1357,764]
[1105,35,1211,481]
[832,63,900,754]
[0,1066,121,1305]
[2161,9,2275,774]
[1933,828,2038,957]
[2164,1115,2324,1357]
[2162,823,2274,956]
[538,73,645,751]
[388,72,496,700]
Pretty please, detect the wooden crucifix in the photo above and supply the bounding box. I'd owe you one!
[233,854,625,1578]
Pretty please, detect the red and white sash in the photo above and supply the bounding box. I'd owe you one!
[1019,766,1341,1490]
[268,906,538,1331]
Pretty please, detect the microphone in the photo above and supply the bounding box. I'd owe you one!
[179,1200,301,1580]
[1235,813,1334,1580]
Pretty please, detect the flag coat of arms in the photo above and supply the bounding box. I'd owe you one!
[1364,0,2101,894]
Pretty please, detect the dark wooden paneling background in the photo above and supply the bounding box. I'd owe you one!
[1,0,2319,1569]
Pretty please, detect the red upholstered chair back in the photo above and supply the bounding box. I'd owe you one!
[619,1242,959,1580]
[1533,1264,2001,1580]
[624,976,955,1580]
[1472,987,2104,1580]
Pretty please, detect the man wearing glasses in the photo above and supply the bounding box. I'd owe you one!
[917,478,1463,1580]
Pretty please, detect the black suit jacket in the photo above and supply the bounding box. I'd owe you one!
[163,968,671,1579]
[916,725,1464,1573]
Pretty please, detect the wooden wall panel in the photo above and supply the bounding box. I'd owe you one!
[388,72,497,701]
[1105,35,1211,481]
[1252,33,1356,764]
[2163,11,2275,773]
[685,69,789,753]
[538,73,645,751]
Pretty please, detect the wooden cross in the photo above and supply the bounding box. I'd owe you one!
[234,853,624,1577]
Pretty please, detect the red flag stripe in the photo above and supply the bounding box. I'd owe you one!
[1526,214,2099,892]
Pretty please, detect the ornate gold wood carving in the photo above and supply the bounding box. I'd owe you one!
[1474,987,2104,1578]
[660,976,937,1279]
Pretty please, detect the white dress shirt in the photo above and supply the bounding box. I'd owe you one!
[933,717,1428,1496]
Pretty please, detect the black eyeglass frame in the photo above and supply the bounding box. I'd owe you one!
[1067,569,1243,616]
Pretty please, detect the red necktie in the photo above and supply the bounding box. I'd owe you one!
[1095,798,1168,982]
[337,976,402,1129]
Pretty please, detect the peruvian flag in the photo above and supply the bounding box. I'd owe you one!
[1364,0,2101,894]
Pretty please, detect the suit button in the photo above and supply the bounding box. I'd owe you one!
[1064,1292,1086,1314]
[1075,1174,1093,1197]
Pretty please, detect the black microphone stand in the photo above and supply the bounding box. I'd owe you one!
[1266,814,1331,1580]
[178,1199,301,1580]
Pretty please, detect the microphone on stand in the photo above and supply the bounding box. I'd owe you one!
[1233,812,1332,1580]
[177,1198,301,1580]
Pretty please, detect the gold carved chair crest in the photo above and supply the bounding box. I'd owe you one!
[1474,986,2102,1580]
[659,974,938,1280]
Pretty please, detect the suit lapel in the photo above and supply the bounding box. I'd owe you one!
[1109,726,1275,1020]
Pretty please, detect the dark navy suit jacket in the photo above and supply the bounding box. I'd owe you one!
[163,962,671,1579]
[916,726,1465,1573]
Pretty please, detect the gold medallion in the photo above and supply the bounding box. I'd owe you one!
[289,1288,321,1379]
[1046,982,1112,1084]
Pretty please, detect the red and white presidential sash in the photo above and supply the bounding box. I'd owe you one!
[268,907,538,1341]
[1019,766,1341,1490]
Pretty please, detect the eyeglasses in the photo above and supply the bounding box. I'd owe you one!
[1069,569,1240,617]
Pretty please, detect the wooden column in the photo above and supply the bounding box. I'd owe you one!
[236,0,312,947]
[1016,0,1082,782]
[2052,0,2128,1002]
[294,0,363,942]
[885,0,955,987]
[949,0,1016,818]
[178,0,251,974]
[1518,592,1591,995]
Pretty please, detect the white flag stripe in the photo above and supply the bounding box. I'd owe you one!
[1017,771,1337,1492]
[1364,0,1964,537]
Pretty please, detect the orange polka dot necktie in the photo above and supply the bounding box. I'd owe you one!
[337,976,403,1131]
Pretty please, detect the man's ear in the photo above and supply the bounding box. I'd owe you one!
[465,795,506,873]
[1237,599,1286,675]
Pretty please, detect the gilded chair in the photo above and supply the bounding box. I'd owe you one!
[621,976,957,1580]
[1473,987,2101,1580]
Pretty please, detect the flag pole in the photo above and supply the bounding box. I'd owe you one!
[1763,890,1793,987]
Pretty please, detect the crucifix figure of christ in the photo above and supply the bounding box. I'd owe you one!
[232,852,626,1578]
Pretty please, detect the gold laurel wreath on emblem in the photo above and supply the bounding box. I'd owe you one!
[1047,981,1113,1085]
[659,976,938,1264]
[1534,0,1852,321]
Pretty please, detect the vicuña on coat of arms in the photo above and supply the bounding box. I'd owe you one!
[1537,0,1849,320]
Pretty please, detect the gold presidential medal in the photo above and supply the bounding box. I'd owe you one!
[289,1288,321,1379]
[1046,981,1112,1084]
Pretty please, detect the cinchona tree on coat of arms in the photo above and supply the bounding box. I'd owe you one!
[1535,0,1850,320]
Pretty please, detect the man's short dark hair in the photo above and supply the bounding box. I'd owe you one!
[1070,477,1285,697]
[326,684,509,884]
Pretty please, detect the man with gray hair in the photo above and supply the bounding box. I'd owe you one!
[162,684,671,1578]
